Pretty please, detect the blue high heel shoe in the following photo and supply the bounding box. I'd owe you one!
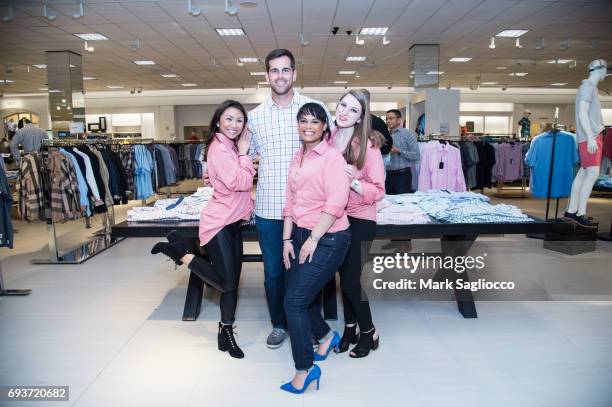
[280,364,321,394]
[314,331,340,361]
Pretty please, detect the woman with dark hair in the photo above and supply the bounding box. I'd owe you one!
[280,102,351,394]
[331,89,385,358]
[151,100,254,359]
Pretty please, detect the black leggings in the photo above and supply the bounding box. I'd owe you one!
[338,216,376,332]
[188,221,243,324]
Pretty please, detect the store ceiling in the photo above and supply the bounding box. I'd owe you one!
[0,0,611,95]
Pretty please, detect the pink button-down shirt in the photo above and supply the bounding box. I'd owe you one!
[199,133,255,246]
[418,141,466,192]
[329,128,385,221]
[283,139,350,232]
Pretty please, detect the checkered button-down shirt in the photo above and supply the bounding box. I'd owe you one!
[248,91,332,220]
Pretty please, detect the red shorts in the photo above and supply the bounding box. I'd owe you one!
[578,134,603,168]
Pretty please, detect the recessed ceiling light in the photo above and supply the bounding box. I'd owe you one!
[181,83,197,87]
[346,56,367,62]
[161,74,178,78]
[239,57,259,63]
[449,57,472,62]
[39,87,48,91]
[426,71,444,75]
[74,33,109,41]
[0,79,14,83]
[33,64,47,69]
[334,80,348,84]
[359,27,388,36]
[496,66,507,70]
[548,59,574,64]
[257,81,269,85]
[481,82,498,85]
[82,76,96,80]
[106,85,124,89]
[550,83,567,86]
[338,70,356,75]
[133,60,156,65]
[240,1,258,7]
[48,89,61,93]
[496,29,529,38]
[250,72,265,76]
[216,28,246,36]
[509,72,528,77]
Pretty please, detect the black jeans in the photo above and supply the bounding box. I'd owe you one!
[189,220,243,324]
[339,216,376,332]
[385,167,413,194]
[284,225,351,371]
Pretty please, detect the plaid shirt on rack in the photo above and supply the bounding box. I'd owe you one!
[17,154,45,222]
[49,151,82,222]
[248,91,332,220]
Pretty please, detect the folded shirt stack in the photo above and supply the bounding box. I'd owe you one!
[127,187,213,222]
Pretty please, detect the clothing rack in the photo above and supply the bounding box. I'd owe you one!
[29,140,144,264]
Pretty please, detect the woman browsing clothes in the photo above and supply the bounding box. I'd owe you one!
[280,102,351,394]
[151,100,255,359]
[330,89,385,358]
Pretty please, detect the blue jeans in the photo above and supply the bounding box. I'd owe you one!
[284,225,351,371]
[255,216,287,330]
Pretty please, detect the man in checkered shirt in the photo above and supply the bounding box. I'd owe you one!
[248,49,332,349]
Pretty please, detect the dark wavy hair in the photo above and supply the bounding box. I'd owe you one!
[296,102,330,141]
[204,100,248,162]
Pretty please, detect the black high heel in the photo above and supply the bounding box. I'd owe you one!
[337,325,359,353]
[349,329,379,358]
[151,241,189,265]
[152,240,227,292]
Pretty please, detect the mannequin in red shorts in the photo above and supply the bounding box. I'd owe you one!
[565,59,608,227]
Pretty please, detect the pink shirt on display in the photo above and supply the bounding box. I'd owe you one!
[329,128,386,221]
[283,140,350,232]
[199,133,255,246]
[417,141,466,192]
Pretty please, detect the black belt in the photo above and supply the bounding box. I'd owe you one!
[386,167,410,175]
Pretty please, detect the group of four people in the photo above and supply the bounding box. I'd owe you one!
[151,48,415,394]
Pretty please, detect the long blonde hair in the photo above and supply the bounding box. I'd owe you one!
[340,89,384,169]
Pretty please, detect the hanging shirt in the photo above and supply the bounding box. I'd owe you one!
[496,142,524,182]
[283,140,349,233]
[525,131,579,198]
[575,79,604,143]
[329,128,385,221]
[417,141,466,192]
[59,148,91,215]
[134,145,154,200]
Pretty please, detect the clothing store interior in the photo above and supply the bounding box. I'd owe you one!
[1,0,612,406]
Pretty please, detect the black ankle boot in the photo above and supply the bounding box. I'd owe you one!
[218,322,244,359]
[151,241,189,265]
[337,325,359,353]
[167,230,206,258]
[349,329,379,358]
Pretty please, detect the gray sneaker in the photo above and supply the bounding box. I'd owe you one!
[266,328,287,349]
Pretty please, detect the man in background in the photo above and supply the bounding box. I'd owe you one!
[385,109,419,194]
[10,119,48,161]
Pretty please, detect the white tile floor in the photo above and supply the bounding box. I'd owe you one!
[1,202,612,407]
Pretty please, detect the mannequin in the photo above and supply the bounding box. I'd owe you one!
[518,110,531,139]
[565,59,608,227]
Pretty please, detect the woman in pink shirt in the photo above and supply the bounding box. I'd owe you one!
[331,89,385,358]
[152,100,255,359]
[280,103,351,394]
